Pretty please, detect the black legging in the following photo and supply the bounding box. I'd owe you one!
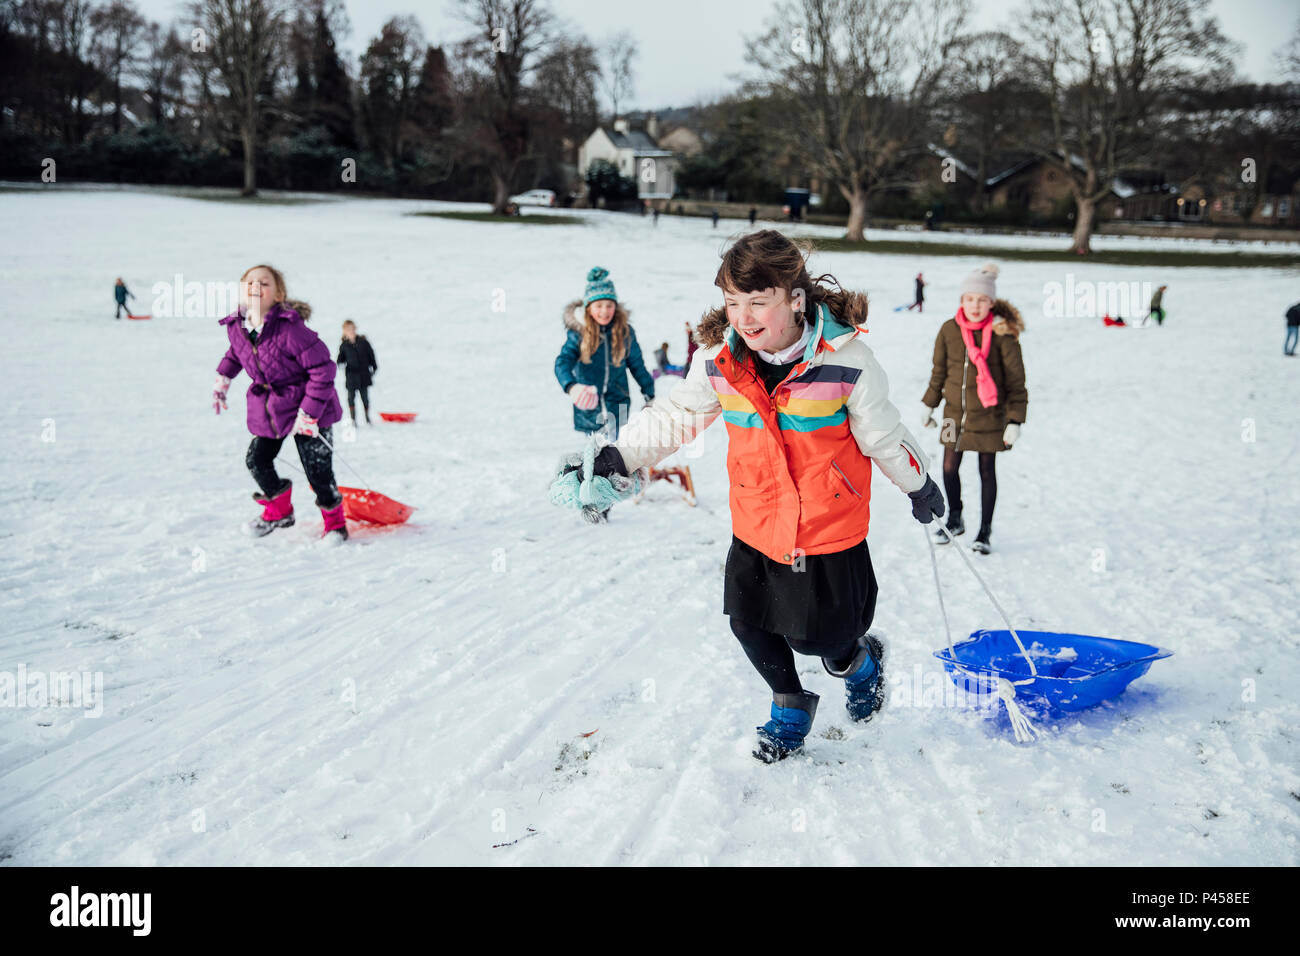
[730,618,858,696]
[246,427,342,508]
[942,447,996,533]
[346,385,370,419]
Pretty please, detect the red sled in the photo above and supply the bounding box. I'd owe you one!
[339,486,415,525]
[379,412,418,423]
[127,313,152,320]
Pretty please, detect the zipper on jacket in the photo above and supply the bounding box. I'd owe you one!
[250,338,275,435]
[600,330,611,429]
[830,459,862,498]
[956,352,970,448]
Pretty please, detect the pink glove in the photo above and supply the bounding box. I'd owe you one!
[213,374,231,414]
[570,384,599,411]
[293,409,319,437]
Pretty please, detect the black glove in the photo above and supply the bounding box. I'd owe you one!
[907,476,945,524]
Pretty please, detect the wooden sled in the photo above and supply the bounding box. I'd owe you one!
[634,465,696,507]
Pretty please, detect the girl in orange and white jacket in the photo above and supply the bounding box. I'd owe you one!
[549,230,944,762]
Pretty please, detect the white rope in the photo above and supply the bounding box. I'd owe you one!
[930,521,1038,677]
[315,431,375,491]
[275,431,374,493]
[997,678,1038,742]
[926,519,1039,742]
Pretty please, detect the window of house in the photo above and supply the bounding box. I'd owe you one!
[1279,198,1292,217]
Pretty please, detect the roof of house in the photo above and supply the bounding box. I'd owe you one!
[598,126,665,152]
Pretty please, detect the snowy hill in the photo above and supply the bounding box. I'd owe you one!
[0,187,1296,865]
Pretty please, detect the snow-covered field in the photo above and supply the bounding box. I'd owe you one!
[1,187,1297,865]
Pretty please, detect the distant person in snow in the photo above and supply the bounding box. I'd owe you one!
[748,207,757,226]
[113,278,134,319]
[1147,284,1168,326]
[549,230,942,763]
[336,320,377,425]
[921,262,1028,556]
[1285,302,1300,356]
[653,340,684,378]
[906,272,926,312]
[711,209,720,228]
[553,267,655,516]
[212,264,347,542]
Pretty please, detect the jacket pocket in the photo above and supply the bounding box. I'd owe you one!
[830,459,863,498]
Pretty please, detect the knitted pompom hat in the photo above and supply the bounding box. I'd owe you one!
[584,267,617,306]
[960,262,999,301]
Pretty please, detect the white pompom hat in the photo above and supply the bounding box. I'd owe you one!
[960,262,999,301]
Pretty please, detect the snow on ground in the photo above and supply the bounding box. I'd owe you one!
[0,187,1297,865]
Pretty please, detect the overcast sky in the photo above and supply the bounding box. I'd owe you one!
[139,0,1294,111]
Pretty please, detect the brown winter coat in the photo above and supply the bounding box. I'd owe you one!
[922,301,1027,453]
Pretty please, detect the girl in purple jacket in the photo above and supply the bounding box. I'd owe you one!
[212,264,347,541]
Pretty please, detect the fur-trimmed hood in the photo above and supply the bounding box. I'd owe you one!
[693,290,871,349]
[562,299,586,333]
[563,298,633,333]
[990,299,1024,338]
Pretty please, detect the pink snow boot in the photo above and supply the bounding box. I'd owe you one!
[320,502,348,542]
[247,481,295,537]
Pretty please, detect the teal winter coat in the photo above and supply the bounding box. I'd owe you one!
[554,300,655,437]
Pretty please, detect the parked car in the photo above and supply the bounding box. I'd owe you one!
[508,189,556,208]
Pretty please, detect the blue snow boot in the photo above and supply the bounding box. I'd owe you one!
[824,633,885,722]
[753,690,819,763]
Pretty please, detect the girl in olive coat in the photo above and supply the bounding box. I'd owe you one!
[921,263,1027,553]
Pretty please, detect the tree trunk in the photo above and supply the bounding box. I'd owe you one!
[972,154,987,214]
[113,67,122,133]
[491,170,511,215]
[1070,194,1096,254]
[844,188,869,242]
[241,122,257,197]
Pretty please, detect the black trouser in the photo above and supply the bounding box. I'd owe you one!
[346,385,370,421]
[115,302,126,318]
[730,619,860,696]
[246,427,341,508]
[942,446,997,534]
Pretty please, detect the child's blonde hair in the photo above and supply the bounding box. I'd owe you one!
[578,300,631,365]
[241,263,312,320]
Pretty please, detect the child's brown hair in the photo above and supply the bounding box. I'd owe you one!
[696,230,868,354]
[241,263,312,320]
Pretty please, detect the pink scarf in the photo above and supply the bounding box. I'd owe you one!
[954,308,999,408]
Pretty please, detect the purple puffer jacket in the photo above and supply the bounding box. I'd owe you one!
[216,303,342,438]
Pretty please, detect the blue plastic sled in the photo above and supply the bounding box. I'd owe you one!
[934,629,1172,713]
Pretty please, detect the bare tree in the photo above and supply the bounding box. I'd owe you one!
[598,30,635,120]
[1275,18,1300,83]
[753,0,970,241]
[141,22,185,125]
[193,0,287,196]
[52,0,98,142]
[939,31,1029,213]
[91,0,146,133]
[1018,0,1233,253]
[358,15,424,170]
[455,0,552,213]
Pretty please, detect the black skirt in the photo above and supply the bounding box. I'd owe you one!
[722,535,878,657]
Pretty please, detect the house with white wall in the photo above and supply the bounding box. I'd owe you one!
[578,118,676,201]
